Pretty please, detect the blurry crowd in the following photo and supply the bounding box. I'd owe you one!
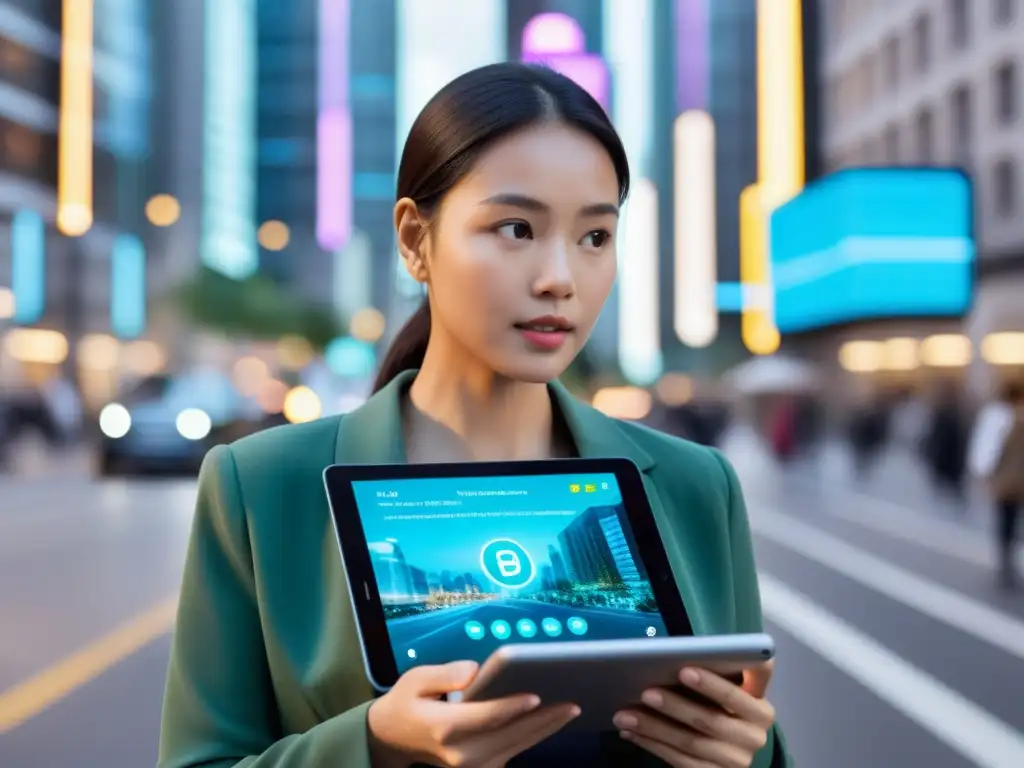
[843,382,1024,589]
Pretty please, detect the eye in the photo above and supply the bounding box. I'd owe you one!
[580,229,612,249]
[495,221,533,241]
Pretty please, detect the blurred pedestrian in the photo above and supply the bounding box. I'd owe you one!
[847,396,889,480]
[922,382,968,508]
[972,382,1024,589]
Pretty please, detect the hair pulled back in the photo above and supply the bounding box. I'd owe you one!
[371,62,630,394]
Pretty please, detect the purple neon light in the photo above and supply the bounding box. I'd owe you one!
[317,110,352,251]
[523,51,609,110]
[675,0,708,112]
[521,14,608,111]
[522,12,584,54]
[317,0,352,250]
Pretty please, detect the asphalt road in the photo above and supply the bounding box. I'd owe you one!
[1,436,1023,768]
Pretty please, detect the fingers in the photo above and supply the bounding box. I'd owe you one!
[615,709,754,768]
[630,687,768,753]
[742,660,774,699]
[620,729,717,768]
[428,694,544,741]
[453,703,581,768]
[679,668,776,729]
[402,661,480,697]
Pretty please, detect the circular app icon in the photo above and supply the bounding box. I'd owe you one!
[490,620,512,640]
[567,616,588,636]
[516,618,538,638]
[464,620,485,640]
[479,538,536,590]
[540,617,563,637]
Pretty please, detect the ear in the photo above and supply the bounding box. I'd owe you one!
[394,198,430,284]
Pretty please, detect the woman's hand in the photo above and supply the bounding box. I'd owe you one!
[612,661,776,768]
[367,660,580,768]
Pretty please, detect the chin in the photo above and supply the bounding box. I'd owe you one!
[494,354,572,384]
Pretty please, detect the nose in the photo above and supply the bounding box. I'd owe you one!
[531,242,575,300]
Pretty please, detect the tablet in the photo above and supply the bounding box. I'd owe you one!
[324,458,695,691]
[454,634,775,730]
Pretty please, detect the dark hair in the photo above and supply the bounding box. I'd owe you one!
[371,62,630,393]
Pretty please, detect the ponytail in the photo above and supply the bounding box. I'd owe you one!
[372,301,431,393]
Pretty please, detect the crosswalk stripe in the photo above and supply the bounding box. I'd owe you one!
[751,507,1024,661]
[760,574,1024,768]
[791,477,1024,572]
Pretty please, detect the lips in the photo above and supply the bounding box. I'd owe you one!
[513,315,574,333]
[514,315,574,351]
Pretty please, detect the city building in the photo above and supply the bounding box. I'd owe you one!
[0,0,160,401]
[557,502,648,590]
[815,0,1024,396]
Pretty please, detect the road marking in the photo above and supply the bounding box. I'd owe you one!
[751,508,1024,661]
[760,574,1024,767]
[0,596,178,733]
[805,480,1024,572]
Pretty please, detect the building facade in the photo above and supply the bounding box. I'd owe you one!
[817,0,1024,395]
[0,0,158,393]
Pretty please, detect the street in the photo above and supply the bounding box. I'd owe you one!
[2,438,1023,768]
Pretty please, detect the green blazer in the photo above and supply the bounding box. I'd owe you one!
[158,371,790,767]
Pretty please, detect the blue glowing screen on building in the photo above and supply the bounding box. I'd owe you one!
[770,168,974,333]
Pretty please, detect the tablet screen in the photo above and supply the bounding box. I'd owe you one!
[351,472,670,673]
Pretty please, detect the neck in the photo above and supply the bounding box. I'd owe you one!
[406,332,558,462]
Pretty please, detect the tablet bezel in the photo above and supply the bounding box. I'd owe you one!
[324,457,696,690]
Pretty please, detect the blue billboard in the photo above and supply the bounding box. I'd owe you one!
[770,168,974,333]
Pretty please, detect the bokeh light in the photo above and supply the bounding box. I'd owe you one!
[144,194,181,226]
[276,335,314,370]
[258,220,291,251]
[283,386,322,423]
[349,307,386,343]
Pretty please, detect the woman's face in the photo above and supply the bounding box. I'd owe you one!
[400,122,620,384]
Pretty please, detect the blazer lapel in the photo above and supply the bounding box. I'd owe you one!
[333,371,414,466]
[549,380,655,471]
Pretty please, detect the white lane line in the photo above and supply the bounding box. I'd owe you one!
[760,574,1024,768]
[751,507,1024,661]
[808,482,1024,573]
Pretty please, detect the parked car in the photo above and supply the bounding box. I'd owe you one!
[95,370,265,477]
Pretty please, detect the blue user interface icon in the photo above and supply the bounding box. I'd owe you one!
[480,538,536,590]
[541,617,563,637]
[567,617,588,636]
[491,620,512,640]
[516,618,538,638]
[464,621,485,640]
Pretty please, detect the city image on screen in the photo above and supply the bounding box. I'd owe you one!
[351,473,668,673]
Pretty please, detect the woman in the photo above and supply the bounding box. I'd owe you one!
[158,63,789,768]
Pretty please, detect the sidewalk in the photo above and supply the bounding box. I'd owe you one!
[721,427,993,532]
[1,435,93,479]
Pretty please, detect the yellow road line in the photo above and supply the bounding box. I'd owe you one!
[0,596,179,733]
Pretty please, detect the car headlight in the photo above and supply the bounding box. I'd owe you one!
[99,403,131,439]
[176,408,212,440]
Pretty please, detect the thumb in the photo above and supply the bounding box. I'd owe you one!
[404,660,479,697]
[742,660,774,699]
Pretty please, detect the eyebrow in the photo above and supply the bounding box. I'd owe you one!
[479,193,619,218]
